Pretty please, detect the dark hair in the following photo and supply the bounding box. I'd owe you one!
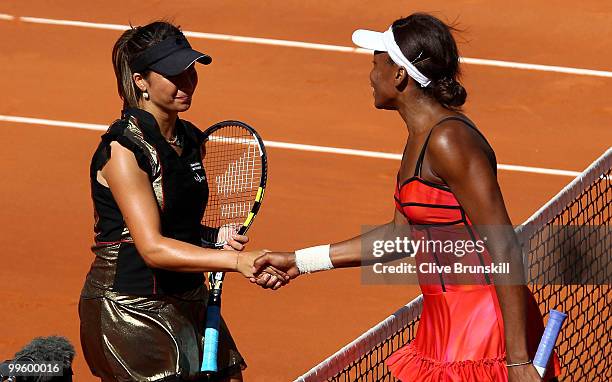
[112,21,182,108]
[391,13,467,109]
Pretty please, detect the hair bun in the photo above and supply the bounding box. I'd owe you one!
[433,77,467,108]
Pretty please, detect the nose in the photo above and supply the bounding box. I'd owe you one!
[173,67,198,92]
[185,70,197,88]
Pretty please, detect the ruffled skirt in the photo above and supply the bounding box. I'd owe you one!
[386,285,560,381]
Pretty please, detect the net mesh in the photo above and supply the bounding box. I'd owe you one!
[295,148,611,382]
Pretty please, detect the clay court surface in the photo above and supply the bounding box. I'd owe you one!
[0,1,611,381]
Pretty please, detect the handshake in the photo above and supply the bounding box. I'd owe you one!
[241,250,299,290]
[215,226,300,290]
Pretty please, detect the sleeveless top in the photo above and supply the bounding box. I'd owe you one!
[85,108,209,296]
[394,116,497,291]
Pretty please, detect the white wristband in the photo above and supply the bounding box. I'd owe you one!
[295,244,333,274]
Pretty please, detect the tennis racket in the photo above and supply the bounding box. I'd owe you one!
[199,120,267,374]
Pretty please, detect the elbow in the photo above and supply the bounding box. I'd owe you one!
[135,238,167,269]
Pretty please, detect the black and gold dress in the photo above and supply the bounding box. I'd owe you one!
[79,108,244,381]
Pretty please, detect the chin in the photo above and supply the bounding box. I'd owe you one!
[373,93,392,110]
[373,96,382,109]
[175,103,192,113]
[374,100,394,110]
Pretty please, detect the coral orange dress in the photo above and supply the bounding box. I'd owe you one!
[386,117,560,381]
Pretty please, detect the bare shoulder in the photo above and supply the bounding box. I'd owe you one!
[428,118,493,162]
[432,118,488,151]
[426,118,496,180]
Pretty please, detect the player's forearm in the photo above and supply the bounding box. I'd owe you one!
[290,219,412,274]
[330,220,409,268]
[495,284,530,362]
[138,237,238,272]
[494,241,530,361]
[328,237,363,268]
[477,226,531,361]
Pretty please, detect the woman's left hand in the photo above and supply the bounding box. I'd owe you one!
[217,224,249,251]
[223,233,249,251]
[507,364,542,382]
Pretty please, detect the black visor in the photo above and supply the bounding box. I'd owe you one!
[129,34,212,77]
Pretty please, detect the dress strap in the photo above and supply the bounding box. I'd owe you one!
[414,116,454,177]
[414,116,494,177]
[439,116,493,149]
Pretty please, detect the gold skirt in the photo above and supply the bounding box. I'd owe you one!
[79,281,245,381]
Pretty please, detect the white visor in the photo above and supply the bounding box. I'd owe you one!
[352,27,431,88]
[351,29,387,51]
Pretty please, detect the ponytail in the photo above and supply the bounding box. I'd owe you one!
[111,21,182,108]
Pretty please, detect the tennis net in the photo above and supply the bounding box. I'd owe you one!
[295,148,611,382]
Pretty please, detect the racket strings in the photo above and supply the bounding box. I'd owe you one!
[215,142,257,196]
[201,124,263,231]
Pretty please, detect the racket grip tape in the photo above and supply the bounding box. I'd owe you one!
[201,305,221,373]
[533,309,567,377]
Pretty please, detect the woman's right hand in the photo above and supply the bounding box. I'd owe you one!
[252,252,300,281]
[236,251,290,289]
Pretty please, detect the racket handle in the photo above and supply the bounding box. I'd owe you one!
[201,305,221,373]
[533,309,566,377]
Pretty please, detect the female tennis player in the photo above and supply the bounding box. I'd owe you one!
[79,21,284,381]
[253,13,560,382]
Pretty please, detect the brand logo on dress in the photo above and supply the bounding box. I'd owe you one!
[190,162,205,183]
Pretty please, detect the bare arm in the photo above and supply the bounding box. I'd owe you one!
[101,141,260,276]
[428,122,538,379]
[252,202,412,279]
[330,208,410,268]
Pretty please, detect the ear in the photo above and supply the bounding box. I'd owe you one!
[394,67,409,90]
[132,72,148,92]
